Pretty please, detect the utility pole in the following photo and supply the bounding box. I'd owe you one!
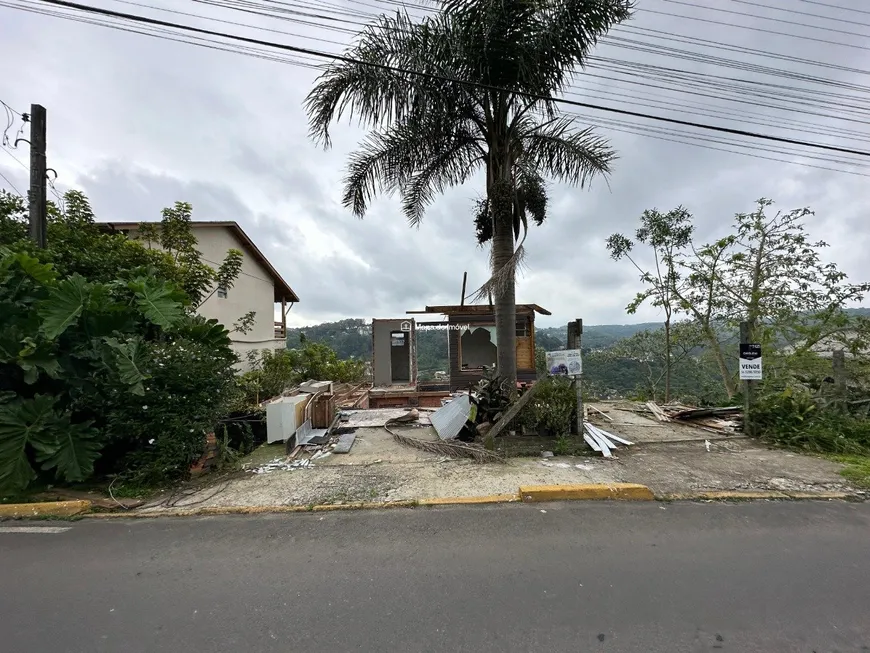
[567,319,583,435]
[27,104,47,248]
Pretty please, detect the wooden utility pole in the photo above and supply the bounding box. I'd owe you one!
[27,104,47,248]
[460,271,467,306]
[567,319,583,435]
[739,321,754,436]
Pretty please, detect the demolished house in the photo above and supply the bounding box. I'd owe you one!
[408,303,550,389]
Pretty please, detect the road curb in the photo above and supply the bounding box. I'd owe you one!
[418,494,520,506]
[7,488,862,521]
[657,490,862,501]
[520,483,655,502]
[0,500,92,519]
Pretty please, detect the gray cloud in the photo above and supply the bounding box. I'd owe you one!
[1,0,868,330]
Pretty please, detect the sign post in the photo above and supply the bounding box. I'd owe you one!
[559,319,583,435]
[739,322,761,435]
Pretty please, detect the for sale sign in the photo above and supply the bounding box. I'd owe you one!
[546,349,582,377]
[739,343,762,380]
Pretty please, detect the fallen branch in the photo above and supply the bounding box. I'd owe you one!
[385,419,505,463]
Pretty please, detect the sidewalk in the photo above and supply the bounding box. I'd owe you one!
[135,403,860,512]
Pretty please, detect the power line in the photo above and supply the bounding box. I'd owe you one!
[92,0,870,138]
[19,0,870,160]
[639,6,870,52]
[0,169,22,195]
[729,0,870,29]
[798,0,870,17]
[658,0,870,40]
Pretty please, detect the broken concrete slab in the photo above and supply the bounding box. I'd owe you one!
[332,433,357,454]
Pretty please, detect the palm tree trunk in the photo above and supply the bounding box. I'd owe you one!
[492,213,517,389]
[489,162,518,390]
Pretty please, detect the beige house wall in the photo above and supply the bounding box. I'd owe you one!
[121,225,285,368]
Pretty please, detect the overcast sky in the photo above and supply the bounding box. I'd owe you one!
[1,0,868,329]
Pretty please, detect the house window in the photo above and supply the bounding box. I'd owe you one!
[459,324,498,369]
[217,286,228,299]
[516,320,530,337]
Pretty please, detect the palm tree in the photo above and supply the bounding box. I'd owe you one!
[305,0,633,387]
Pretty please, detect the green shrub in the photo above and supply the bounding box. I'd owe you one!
[754,386,870,454]
[0,245,240,492]
[525,377,577,436]
[239,339,366,406]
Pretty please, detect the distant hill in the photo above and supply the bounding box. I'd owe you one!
[536,322,662,351]
[286,317,663,379]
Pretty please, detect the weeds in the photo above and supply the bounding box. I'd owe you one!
[826,454,870,489]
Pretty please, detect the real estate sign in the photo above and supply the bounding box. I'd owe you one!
[739,343,762,380]
[546,349,582,377]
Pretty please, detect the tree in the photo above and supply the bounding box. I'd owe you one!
[604,320,705,402]
[135,202,244,308]
[0,190,247,491]
[672,198,870,398]
[305,0,632,387]
[607,206,694,402]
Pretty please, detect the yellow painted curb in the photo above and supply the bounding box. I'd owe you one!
[0,500,91,519]
[519,483,655,502]
[418,494,520,506]
[657,490,803,501]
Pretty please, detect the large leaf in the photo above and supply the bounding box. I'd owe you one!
[32,420,101,484]
[13,251,56,284]
[0,395,59,493]
[129,279,185,327]
[174,316,232,349]
[104,337,149,395]
[39,273,91,339]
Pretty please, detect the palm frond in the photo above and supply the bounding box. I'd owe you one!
[468,226,529,304]
[400,131,483,227]
[342,124,426,217]
[305,10,484,149]
[521,116,616,187]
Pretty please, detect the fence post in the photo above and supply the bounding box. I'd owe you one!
[832,349,847,398]
[567,319,583,435]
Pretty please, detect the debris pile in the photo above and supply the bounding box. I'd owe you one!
[583,422,634,458]
[247,457,312,474]
[642,401,743,433]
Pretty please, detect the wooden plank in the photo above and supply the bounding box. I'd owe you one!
[587,424,634,446]
[589,405,613,421]
[584,424,613,457]
[487,381,546,439]
[583,433,601,452]
[516,336,533,368]
[646,401,671,422]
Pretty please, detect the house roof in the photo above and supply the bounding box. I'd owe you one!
[103,220,299,303]
[407,304,552,316]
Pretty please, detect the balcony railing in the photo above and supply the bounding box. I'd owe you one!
[274,321,286,339]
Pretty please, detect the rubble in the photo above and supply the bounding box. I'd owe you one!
[247,457,312,474]
[640,402,743,433]
[583,422,634,458]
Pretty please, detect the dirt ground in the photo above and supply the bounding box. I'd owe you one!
[139,403,861,510]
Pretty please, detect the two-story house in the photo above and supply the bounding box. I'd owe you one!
[104,220,299,368]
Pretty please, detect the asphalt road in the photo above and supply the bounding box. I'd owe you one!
[2,501,869,653]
